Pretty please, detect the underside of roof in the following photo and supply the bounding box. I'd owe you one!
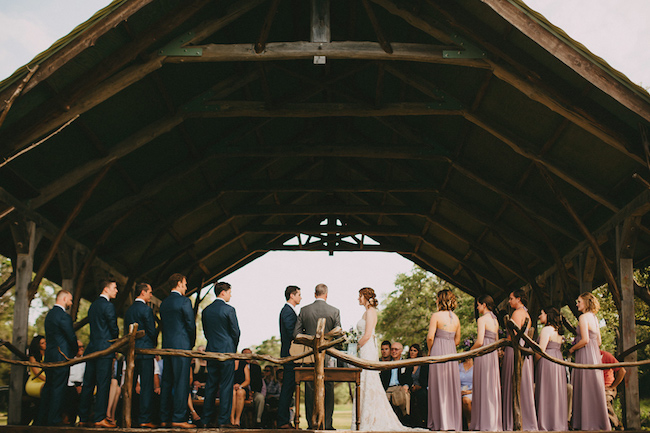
[1,0,650,309]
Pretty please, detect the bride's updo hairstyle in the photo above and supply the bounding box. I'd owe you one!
[437,289,457,311]
[359,287,379,307]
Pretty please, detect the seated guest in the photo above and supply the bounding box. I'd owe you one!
[26,335,47,398]
[380,342,413,421]
[188,362,202,426]
[407,343,428,428]
[243,348,265,427]
[192,346,208,397]
[65,341,86,425]
[459,358,473,429]
[380,340,392,361]
[601,350,626,430]
[106,354,123,425]
[232,356,251,427]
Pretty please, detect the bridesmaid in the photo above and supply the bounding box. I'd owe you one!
[569,292,611,431]
[535,307,567,431]
[426,289,462,431]
[469,295,502,431]
[501,290,538,431]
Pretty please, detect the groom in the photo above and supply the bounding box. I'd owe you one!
[293,283,341,430]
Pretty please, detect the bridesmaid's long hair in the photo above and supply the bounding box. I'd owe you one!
[359,287,379,307]
[542,306,564,335]
[436,289,457,311]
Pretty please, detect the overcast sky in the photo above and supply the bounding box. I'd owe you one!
[2,1,649,349]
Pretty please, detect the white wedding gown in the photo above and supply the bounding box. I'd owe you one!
[352,318,428,431]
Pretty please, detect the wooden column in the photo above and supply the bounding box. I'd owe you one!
[311,0,330,64]
[122,323,138,428]
[8,218,37,425]
[617,219,641,429]
[506,318,524,431]
[312,318,326,430]
[58,244,80,293]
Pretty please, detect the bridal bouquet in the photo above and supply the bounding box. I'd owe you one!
[345,327,362,344]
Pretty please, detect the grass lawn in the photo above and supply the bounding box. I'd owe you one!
[297,402,353,430]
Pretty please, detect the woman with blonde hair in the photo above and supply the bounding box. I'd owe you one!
[569,292,610,430]
[426,289,461,431]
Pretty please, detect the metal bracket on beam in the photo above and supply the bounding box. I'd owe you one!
[443,34,486,59]
[158,31,203,57]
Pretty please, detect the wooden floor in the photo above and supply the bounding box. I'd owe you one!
[0,427,643,432]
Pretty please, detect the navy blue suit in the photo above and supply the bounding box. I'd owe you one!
[38,305,77,425]
[125,299,157,424]
[277,303,297,426]
[79,296,119,423]
[159,291,196,423]
[201,298,240,426]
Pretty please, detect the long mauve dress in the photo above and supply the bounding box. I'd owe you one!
[535,341,568,431]
[501,344,538,431]
[428,328,462,431]
[571,328,611,431]
[469,330,502,431]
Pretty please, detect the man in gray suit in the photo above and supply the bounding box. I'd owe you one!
[293,283,341,430]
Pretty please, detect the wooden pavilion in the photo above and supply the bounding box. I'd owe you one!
[1,0,650,427]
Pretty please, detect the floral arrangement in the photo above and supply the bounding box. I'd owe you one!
[345,327,362,344]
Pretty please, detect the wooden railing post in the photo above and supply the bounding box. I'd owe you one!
[122,323,138,428]
[312,318,326,430]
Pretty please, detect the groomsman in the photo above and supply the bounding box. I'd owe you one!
[159,273,196,428]
[78,280,119,428]
[38,290,77,425]
[277,285,301,429]
[293,283,340,430]
[124,282,158,428]
[201,282,240,428]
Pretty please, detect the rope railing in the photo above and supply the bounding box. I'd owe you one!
[2,316,649,430]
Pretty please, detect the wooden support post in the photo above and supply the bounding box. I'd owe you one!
[58,244,80,294]
[311,0,330,64]
[122,323,138,428]
[506,316,527,431]
[617,219,641,429]
[8,219,37,425]
[312,318,326,430]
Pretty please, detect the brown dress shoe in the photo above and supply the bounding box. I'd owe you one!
[171,422,196,429]
[140,422,158,428]
[95,418,117,428]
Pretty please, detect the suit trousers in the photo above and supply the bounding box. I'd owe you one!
[305,380,334,429]
[161,355,191,423]
[37,365,70,425]
[202,359,235,426]
[134,358,154,424]
[277,362,295,426]
[79,357,113,422]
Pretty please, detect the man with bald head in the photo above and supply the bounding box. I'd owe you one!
[293,283,340,429]
[380,342,413,421]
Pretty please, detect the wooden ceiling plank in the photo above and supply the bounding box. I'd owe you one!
[165,41,490,67]
[536,163,621,308]
[361,0,393,54]
[373,0,645,166]
[481,0,650,123]
[188,101,463,117]
[0,0,159,111]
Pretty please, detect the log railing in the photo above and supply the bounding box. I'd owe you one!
[3,317,650,430]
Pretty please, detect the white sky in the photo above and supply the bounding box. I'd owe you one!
[3,0,649,348]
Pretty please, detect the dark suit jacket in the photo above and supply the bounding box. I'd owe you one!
[202,298,240,353]
[380,364,414,390]
[85,296,119,358]
[279,304,297,357]
[249,362,263,393]
[160,291,196,350]
[293,299,341,338]
[124,299,157,359]
[44,306,77,362]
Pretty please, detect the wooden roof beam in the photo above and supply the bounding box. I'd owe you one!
[165,42,490,67]
[255,0,281,53]
[361,0,393,54]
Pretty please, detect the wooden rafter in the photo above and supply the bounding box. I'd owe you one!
[361,0,393,54]
[255,0,281,53]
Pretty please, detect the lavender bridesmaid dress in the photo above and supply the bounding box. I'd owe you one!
[535,341,568,431]
[428,329,462,431]
[469,330,502,431]
[501,344,538,431]
[571,328,610,430]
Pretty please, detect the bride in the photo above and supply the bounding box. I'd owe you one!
[354,287,427,431]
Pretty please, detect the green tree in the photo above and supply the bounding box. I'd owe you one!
[253,336,281,359]
[377,266,476,352]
